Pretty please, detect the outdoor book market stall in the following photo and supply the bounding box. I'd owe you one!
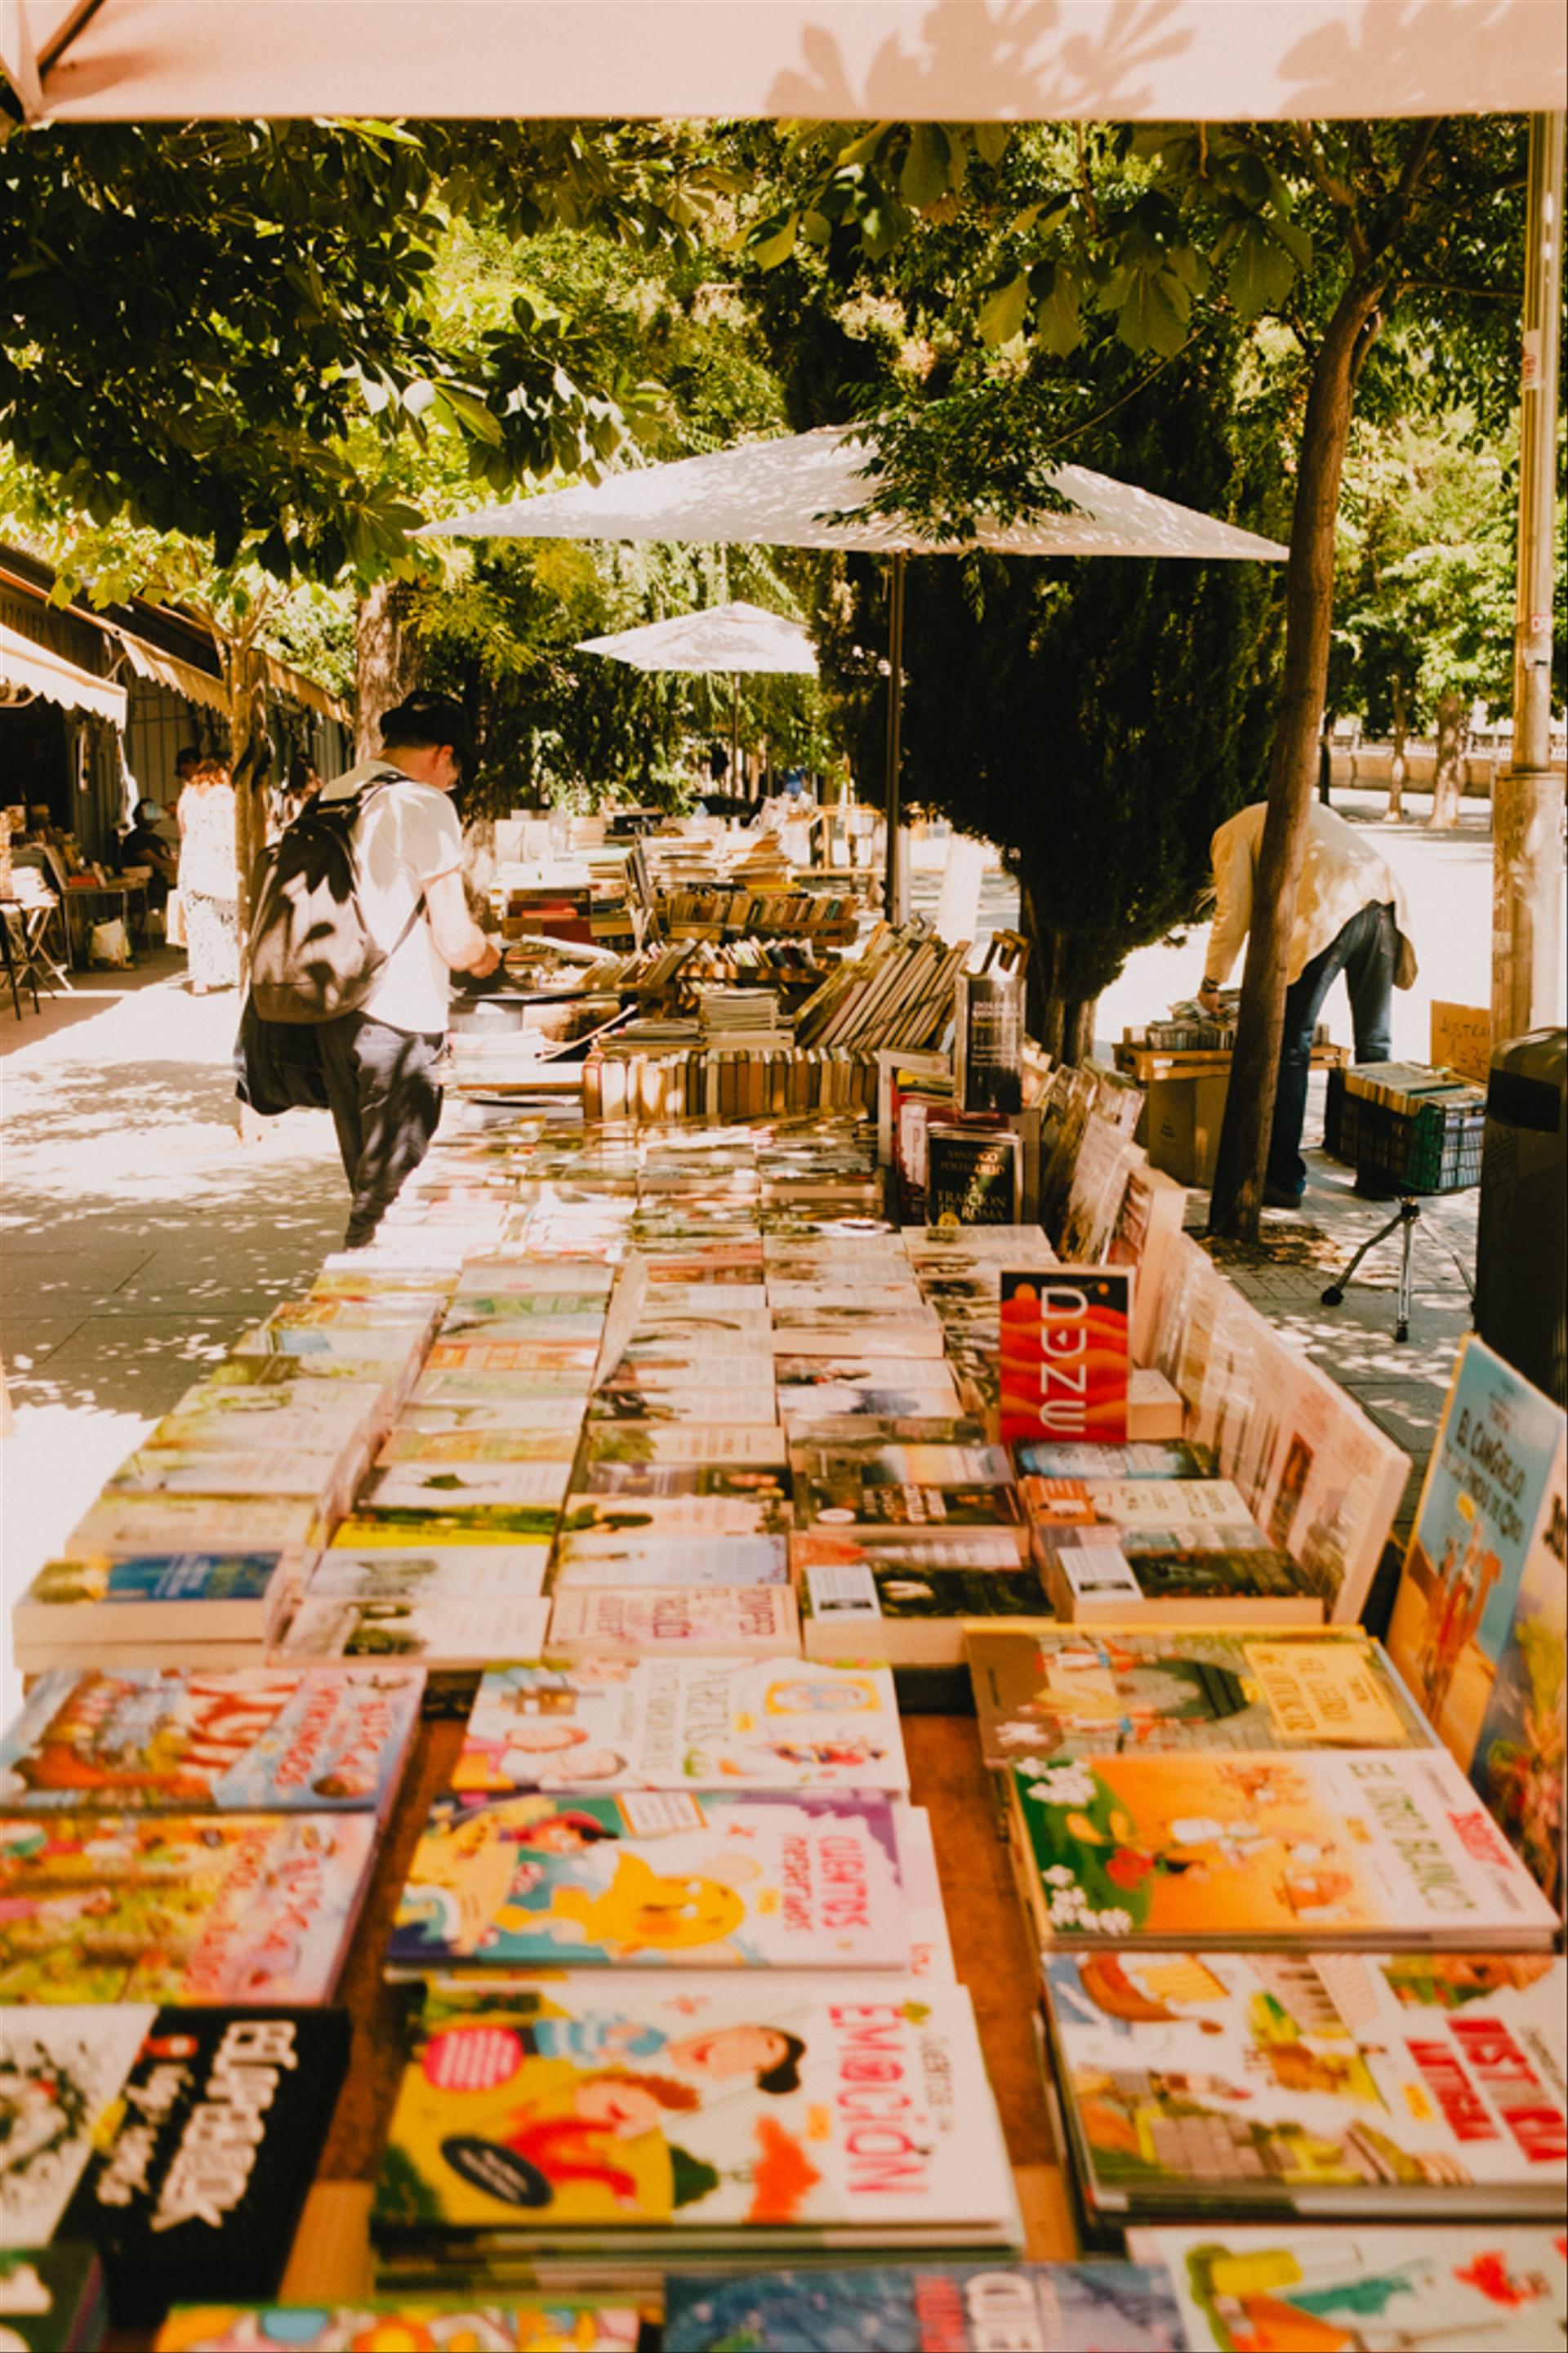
[2,943,1565,2349]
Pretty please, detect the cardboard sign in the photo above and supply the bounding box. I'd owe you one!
[1430,1000,1492,1085]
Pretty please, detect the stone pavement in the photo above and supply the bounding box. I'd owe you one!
[0,950,1477,1716]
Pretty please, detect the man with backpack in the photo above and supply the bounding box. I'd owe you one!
[246,691,501,1247]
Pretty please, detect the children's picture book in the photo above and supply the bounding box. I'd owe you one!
[0,1811,377,2003]
[550,1536,791,1589]
[999,1268,1133,1447]
[307,1548,550,1602]
[1127,2222,1568,2353]
[0,1666,422,1821]
[372,1976,1017,2248]
[154,2300,644,2351]
[1387,1335,1567,1910]
[967,1629,1433,1771]
[388,1789,911,1973]
[1009,1749,1561,1950]
[663,2262,1187,2352]
[1046,1949,1567,2221]
[452,1660,906,1795]
[0,2245,106,2353]
[0,2003,349,2319]
[546,1586,801,1662]
[278,1596,551,1669]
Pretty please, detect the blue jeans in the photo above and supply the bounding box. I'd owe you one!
[1268,900,1396,1197]
[318,1013,445,1246]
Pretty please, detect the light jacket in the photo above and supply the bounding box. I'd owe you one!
[1204,801,1418,992]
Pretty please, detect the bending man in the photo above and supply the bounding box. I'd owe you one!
[1198,800,1417,1208]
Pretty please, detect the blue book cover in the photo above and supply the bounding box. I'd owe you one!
[663,2263,1187,2351]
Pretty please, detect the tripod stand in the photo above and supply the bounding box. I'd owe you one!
[1320,1192,1475,1344]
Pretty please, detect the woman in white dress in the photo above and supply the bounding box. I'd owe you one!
[176,758,239,993]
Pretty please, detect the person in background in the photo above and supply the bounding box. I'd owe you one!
[314,692,501,1249]
[1198,798,1417,1208]
[176,758,239,994]
[174,744,203,790]
[118,798,177,911]
[274,751,322,835]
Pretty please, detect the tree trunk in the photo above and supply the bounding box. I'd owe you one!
[221,622,271,957]
[1017,879,1098,1066]
[1208,274,1387,1242]
[1428,689,1468,827]
[1387,671,1406,818]
[354,580,421,757]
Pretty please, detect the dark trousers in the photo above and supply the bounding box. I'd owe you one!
[317,1013,445,1247]
[1269,899,1396,1197]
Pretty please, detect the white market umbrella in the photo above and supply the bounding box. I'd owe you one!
[578,597,818,798]
[3,1,1561,123]
[425,425,1288,911]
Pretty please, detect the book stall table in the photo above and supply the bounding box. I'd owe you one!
[1114,1033,1350,1188]
[7,1000,1564,2353]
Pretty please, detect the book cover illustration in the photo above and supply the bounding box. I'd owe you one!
[800,1476,1022,1533]
[579,1424,788,1468]
[1012,1441,1218,1482]
[0,2003,348,2315]
[0,1811,377,2003]
[307,1548,550,1602]
[154,2300,644,2351]
[1128,2222,1568,2353]
[576,1459,792,1507]
[0,1667,423,1819]
[0,2244,106,2353]
[546,1587,801,1660]
[999,1270,1132,1446]
[452,1661,906,1795]
[1010,1749,1561,1947]
[356,1463,573,1514]
[14,1553,287,1628]
[550,1537,791,1589]
[559,1495,795,1540]
[373,1976,1013,2240]
[663,2262,1187,2352]
[1047,1950,1566,2215]
[278,1597,551,1667]
[388,1790,909,1972]
[968,1630,1432,1769]
[1387,1335,1567,1908]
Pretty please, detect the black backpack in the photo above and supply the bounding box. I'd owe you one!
[248,767,425,1023]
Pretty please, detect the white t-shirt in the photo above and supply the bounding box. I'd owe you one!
[320,761,464,1036]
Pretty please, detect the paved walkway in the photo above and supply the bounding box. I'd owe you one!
[0,927,1481,1715]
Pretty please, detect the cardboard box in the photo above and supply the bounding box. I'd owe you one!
[1143,1068,1231,1188]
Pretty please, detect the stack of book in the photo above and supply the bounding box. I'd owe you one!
[793,921,969,1055]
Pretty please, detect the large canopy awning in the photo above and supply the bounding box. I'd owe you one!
[578,599,818,674]
[425,426,1291,562]
[2,0,1561,124]
[0,620,127,725]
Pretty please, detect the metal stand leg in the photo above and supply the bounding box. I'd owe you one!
[1321,1197,1423,1342]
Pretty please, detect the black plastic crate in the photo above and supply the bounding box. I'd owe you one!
[1324,1067,1485,1193]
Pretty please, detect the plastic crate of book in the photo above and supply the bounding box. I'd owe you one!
[1325,1067,1486,1192]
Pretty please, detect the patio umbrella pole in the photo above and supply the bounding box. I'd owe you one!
[884,550,906,920]
[731,672,742,800]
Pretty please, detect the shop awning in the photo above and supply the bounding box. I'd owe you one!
[110,629,231,718]
[0,620,127,726]
[1,0,1561,124]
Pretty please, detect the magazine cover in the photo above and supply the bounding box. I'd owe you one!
[373,1977,1015,2244]
[0,1666,423,1820]
[154,2301,644,2351]
[452,1660,907,1795]
[1009,1749,1561,1948]
[663,2262,1187,2352]
[0,2003,348,2316]
[1127,2222,1568,2353]
[1047,1949,1566,2219]
[967,1629,1432,1770]
[998,1269,1132,1446]
[0,1811,377,2003]
[388,1789,910,1972]
[1387,1335,1567,1909]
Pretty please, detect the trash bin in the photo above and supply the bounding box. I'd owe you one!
[1475,1027,1567,1405]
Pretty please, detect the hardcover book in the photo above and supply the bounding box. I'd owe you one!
[1387,1335,1567,1910]
[388,1789,911,1973]
[966,1629,1432,1771]
[664,2262,1187,2352]
[1046,1948,1567,2221]
[0,2004,348,2318]
[452,1660,906,1795]
[1127,2222,1568,2353]
[372,1976,1017,2248]
[0,1665,423,1820]
[0,1812,377,2003]
[1008,1749,1561,1950]
[546,1585,801,1662]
